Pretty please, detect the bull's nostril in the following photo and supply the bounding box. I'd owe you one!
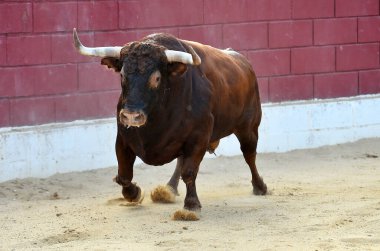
[119,110,127,118]
[119,109,146,127]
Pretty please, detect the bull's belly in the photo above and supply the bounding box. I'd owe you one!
[127,140,183,166]
[138,150,181,166]
[121,123,189,166]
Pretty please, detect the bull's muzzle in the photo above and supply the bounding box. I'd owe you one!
[119,109,147,128]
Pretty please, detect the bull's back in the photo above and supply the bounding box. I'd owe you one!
[186,41,261,140]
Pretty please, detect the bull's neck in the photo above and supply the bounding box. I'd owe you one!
[161,72,193,116]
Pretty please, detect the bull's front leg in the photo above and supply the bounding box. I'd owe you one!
[180,143,209,211]
[180,118,213,211]
[114,133,144,203]
[171,147,205,221]
[181,159,202,211]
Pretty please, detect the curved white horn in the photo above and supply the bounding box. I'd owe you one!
[165,49,201,65]
[73,28,122,58]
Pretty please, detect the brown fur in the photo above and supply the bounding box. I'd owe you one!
[172,209,200,221]
[91,33,267,215]
[150,185,176,203]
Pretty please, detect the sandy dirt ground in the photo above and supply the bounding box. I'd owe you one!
[0,138,380,250]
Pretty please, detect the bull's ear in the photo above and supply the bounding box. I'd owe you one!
[168,62,188,77]
[101,57,122,72]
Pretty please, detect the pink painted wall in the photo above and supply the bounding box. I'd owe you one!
[1,0,380,127]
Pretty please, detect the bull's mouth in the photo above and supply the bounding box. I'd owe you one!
[119,110,147,128]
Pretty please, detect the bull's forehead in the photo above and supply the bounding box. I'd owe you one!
[121,42,165,75]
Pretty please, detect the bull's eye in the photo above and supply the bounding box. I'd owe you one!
[149,70,161,89]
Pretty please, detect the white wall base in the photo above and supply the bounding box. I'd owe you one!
[1,94,380,182]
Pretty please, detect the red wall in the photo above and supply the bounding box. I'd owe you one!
[1,0,380,127]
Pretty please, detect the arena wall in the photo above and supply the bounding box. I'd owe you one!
[1,0,380,180]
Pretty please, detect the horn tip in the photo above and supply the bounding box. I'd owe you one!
[73,28,81,50]
[73,28,78,39]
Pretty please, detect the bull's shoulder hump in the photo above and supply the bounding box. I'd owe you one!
[221,48,241,56]
[184,41,242,60]
[179,40,252,73]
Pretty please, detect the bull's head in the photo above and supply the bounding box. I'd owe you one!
[73,28,201,128]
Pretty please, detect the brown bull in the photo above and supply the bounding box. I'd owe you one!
[73,28,267,213]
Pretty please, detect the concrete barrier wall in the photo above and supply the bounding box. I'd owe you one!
[1,94,379,182]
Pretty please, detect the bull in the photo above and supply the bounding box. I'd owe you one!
[73,28,267,214]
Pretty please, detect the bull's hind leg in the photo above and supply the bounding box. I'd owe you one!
[235,126,267,195]
[150,157,182,203]
[167,156,183,195]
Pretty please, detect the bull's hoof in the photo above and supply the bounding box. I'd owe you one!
[184,197,202,211]
[150,185,176,203]
[122,185,145,204]
[168,185,180,196]
[172,209,200,221]
[253,179,267,195]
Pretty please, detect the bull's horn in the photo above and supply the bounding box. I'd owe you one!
[73,28,122,58]
[165,49,201,65]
